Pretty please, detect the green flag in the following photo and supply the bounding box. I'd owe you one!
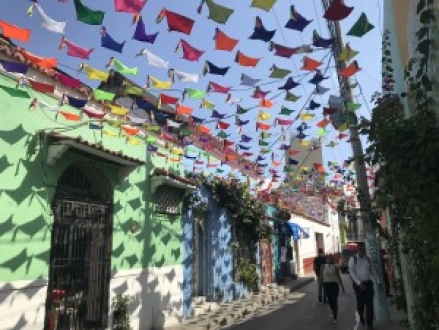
[280,106,294,115]
[201,98,215,110]
[237,105,249,114]
[146,135,157,143]
[73,0,105,25]
[216,168,225,173]
[347,13,374,37]
[259,139,270,146]
[205,0,234,24]
[0,85,30,98]
[112,58,138,76]
[93,89,115,101]
[285,92,301,102]
[124,84,144,96]
[260,132,272,139]
[217,130,228,139]
[346,102,361,111]
[251,0,277,11]
[316,127,327,137]
[185,88,206,99]
[270,65,291,79]
[180,128,192,136]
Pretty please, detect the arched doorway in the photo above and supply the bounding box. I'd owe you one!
[45,162,113,330]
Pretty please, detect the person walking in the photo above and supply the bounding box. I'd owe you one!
[313,248,326,303]
[349,244,382,330]
[321,254,345,323]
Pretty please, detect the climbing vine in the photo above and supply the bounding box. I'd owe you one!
[187,173,267,290]
[366,2,439,327]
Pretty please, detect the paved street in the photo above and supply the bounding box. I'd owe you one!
[223,274,404,330]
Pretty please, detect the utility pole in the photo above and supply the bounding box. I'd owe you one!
[321,0,389,321]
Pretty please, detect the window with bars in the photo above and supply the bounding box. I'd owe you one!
[154,185,182,215]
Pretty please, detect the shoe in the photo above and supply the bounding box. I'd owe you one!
[333,318,338,324]
[359,314,365,325]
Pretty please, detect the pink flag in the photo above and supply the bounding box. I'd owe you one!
[208,81,230,94]
[53,72,82,89]
[178,39,204,61]
[114,0,146,14]
[59,37,94,60]
[277,118,294,126]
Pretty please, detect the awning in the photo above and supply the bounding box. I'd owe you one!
[286,222,310,240]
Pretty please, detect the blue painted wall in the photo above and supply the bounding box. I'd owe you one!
[182,186,249,318]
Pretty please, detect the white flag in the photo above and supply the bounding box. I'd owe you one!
[35,4,67,34]
[37,100,59,112]
[173,69,199,83]
[140,49,169,69]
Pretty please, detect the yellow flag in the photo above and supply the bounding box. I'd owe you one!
[103,129,119,137]
[171,147,184,155]
[338,122,349,132]
[144,124,161,132]
[257,111,271,121]
[82,64,109,81]
[300,140,311,146]
[109,105,129,116]
[300,113,314,121]
[300,166,309,171]
[150,76,172,89]
[127,137,142,145]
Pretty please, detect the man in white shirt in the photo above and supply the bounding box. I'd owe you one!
[348,244,382,330]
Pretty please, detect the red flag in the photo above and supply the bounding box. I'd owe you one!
[158,9,194,35]
[28,79,55,94]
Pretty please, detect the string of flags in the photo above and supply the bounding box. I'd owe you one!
[0,0,378,195]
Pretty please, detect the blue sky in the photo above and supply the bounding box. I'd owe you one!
[0,0,383,185]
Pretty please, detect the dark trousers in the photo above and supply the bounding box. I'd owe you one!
[353,280,375,326]
[323,282,339,319]
[317,275,325,302]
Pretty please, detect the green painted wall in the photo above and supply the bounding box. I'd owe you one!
[0,71,184,282]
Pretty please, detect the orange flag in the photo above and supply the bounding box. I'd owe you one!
[339,60,361,78]
[176,103,193,115]
[235,51,261,67]
[59,111,81,121]
[259,98,273,108]
[18,49,57,69]
[256,122,271,131]
[214,28,238,51]
[301,56,322,71]
[199,125,211,134]
[121,125,141,136]
[0,20,31,42]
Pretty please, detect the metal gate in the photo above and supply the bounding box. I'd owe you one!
[45,164,113,330]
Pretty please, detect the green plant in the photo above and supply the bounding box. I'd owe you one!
[112,294,132,330]
[236,258,259,292]
[367,25,439,329]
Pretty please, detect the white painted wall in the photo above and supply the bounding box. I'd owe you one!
[289,206,341,276]
[0,265,183,330]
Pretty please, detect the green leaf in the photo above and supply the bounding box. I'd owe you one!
[420,9,434,25]
[416,39,431,56]
[417,0,426,14]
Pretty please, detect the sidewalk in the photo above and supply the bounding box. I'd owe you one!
[165,276,314,330]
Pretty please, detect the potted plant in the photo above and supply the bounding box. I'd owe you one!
[112,294,132,330]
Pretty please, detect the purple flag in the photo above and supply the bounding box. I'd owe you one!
[0,59,28,74]
[133,16,159,44]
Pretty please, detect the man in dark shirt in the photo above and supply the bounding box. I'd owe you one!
[313,248,326,302]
